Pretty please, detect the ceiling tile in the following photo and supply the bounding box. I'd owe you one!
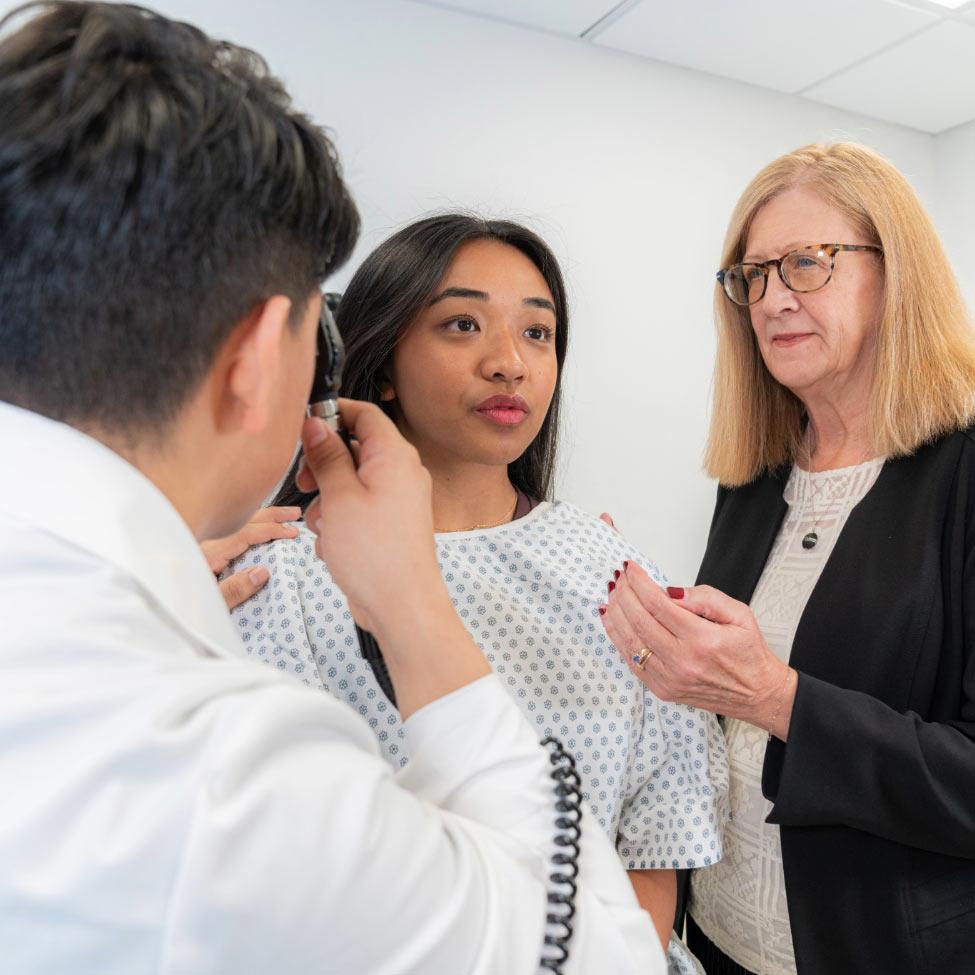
[803,19,975,133]
[408,0,620,37]
[592,0,936,94]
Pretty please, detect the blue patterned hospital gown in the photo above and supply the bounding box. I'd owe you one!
[229,500,727,971]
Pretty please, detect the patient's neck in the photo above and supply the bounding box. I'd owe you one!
[427,459,518,534]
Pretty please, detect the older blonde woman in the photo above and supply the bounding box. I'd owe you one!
[601,143,975,974]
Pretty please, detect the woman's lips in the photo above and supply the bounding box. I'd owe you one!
[475,394,529,427]
[477,406,528,426]
[771,332,813,347]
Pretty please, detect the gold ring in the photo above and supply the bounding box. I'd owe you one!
[635,647,654,669]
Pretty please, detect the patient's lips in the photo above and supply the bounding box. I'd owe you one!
[475,393,529,426]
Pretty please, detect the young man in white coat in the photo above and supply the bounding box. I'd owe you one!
[0,3,664,973]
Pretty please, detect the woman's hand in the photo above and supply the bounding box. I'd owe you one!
[201,505,301,609]
[601,562,798,740]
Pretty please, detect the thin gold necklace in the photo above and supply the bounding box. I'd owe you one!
[434,492,519,533]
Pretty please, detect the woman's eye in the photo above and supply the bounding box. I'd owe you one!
[525,325,554,342]
[444,317,479,333]
[791,253,828,271]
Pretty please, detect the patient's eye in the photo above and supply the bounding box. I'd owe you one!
[444,317,479,333]
[524,325,554,342]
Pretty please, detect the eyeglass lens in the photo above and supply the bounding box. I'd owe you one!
[723,248,832,305]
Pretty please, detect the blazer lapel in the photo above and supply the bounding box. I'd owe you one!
[696,469,790,603]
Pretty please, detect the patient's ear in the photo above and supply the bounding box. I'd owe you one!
[216,295,292,434]
[378,366,397,403]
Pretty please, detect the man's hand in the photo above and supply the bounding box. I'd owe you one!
[295,401,490,718]
[201,506,301,609]
[295,401,441,635]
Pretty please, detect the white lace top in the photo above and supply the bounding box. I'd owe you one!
[689,458,884,975]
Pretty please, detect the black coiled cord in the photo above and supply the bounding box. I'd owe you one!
[354,645,581,970]
[539,736,582,975]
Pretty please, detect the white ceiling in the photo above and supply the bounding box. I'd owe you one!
[410,0,975,134]
[407,0,619,35]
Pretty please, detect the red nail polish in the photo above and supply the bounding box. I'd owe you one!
[614,569,621,581]
[607,580,615,593]
[598,605,606,616]
[667,586,685,599]
[623,560,630,571]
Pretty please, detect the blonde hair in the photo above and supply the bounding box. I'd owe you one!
[705,142,975,486]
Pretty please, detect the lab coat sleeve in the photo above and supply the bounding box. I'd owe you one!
[159,674,664,975]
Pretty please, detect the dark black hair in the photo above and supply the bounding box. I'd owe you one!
[273,213,569,508]
[0,1,359,434]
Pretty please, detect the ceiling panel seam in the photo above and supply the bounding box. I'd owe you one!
[795,18,942,95]
[580,0,644,39]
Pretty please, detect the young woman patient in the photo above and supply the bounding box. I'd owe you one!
[229,215,727,969]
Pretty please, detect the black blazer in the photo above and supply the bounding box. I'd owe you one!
[693,426,975,974]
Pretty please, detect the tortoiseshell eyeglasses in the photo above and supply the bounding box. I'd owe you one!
[717,243,883,306]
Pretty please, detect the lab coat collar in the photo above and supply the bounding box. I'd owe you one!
[0,401,242,660]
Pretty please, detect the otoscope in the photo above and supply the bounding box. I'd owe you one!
[308,293,397,707]
[308,293,347,439]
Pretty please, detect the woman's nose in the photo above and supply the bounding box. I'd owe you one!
[481,329,526,383]
[760,267,801,315]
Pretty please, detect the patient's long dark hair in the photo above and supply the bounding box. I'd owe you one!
[274,213,569,508]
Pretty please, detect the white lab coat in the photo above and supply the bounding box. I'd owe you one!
[0,402,664,975]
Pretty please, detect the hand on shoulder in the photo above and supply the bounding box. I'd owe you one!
[201,506,301,609]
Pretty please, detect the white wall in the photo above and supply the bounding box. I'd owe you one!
[13,0,956,581]
[935,121,975,311]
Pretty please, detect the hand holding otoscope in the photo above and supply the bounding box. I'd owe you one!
[293,293,402,706]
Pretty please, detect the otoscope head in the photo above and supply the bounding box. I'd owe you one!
[309,292,344,404]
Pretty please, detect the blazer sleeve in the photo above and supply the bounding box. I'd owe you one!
[763,643,975,860]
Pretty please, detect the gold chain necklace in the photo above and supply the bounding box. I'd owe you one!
[434,493,519,533]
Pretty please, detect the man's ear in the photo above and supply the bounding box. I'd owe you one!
[216,295,292,435]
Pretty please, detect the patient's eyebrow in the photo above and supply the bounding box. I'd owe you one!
[428,288,556,315]
[428,287,489,305]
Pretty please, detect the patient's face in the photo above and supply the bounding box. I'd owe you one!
[384,239,558,474]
